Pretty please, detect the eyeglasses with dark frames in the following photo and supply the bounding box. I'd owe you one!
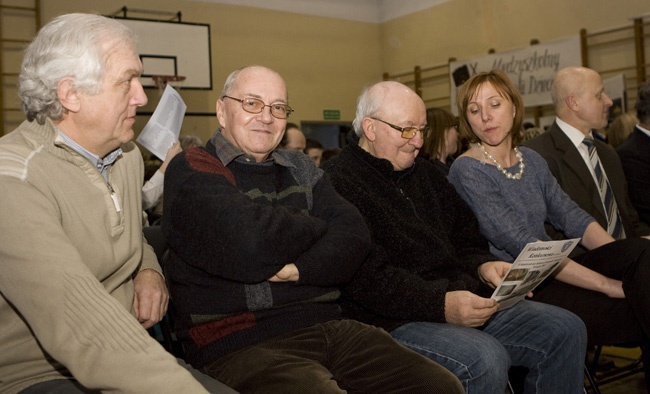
[222,95,294,119]
[370,117,430,139]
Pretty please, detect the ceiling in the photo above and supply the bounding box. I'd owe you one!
[187,0,450,23]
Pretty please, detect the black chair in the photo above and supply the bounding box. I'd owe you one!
[143,225,184,358]
[507,363,600,393]
[583,343,647,394]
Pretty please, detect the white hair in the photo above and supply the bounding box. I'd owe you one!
[19,13,136,124]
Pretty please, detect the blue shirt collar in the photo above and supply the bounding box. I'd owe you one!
[56,130,122,180]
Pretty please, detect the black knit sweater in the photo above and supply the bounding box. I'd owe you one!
[162,134,371,367]
[322,133,495,332]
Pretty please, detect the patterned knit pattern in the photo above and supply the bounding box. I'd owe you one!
[162,133,370,367]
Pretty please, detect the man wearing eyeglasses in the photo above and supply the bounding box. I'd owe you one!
[322,80,587,393]
[161,66,464,393]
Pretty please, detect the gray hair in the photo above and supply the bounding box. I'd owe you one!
[219,65,286,100]
[19,13,136,124]
[220,68,242,98]
[353,82,385,137]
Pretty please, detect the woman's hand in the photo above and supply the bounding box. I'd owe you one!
[554,258,626,299]
[602,278,625,298]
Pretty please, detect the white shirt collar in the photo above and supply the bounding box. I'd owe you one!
[555,116,600,187]
[555,117,592,148]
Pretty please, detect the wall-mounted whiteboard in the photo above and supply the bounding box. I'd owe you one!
[113,17,212,90]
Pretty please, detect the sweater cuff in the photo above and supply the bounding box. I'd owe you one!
[139,242,164,277]
[446,279,468,293]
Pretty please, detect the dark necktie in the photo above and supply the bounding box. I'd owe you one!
[582,137,625,239]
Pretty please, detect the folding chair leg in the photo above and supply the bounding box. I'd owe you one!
[583,364,601,394]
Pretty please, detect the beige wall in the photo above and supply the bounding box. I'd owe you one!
[381,0,650,72]
[4,0,382,142]
[379,0,649,112]
[2,0,649,140]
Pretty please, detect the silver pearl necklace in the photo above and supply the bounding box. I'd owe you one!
[478,142,525,180]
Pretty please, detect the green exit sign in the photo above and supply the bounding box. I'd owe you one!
[323,109,340,120]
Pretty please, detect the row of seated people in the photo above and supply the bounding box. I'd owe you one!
[419,91,650,235]
[418,70,650,389]
[149,63,650,393]
[155,63,650,393]
[148,65,650,393]
[0,13,459,394]
[157,62,593,394]
[3,11,649,394]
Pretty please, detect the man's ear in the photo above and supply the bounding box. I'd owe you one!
[57,77,81,113]
[565,93,578,112]
[216,98,227,129]
[362,117,376,142]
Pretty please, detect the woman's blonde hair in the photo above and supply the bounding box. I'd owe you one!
[606,112,637,148]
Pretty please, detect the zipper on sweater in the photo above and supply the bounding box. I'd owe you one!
[107,181,122,213]
[397,185,422,221]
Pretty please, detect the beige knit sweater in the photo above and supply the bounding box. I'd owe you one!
[0,119,208,393]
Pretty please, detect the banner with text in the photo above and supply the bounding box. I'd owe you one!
[449,36,581,115]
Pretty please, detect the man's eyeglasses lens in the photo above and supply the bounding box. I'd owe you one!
[223,96,293,119]
[371,117,430,139]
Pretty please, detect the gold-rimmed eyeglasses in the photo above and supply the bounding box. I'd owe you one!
[222,96,293,119]
[370,117,430,139]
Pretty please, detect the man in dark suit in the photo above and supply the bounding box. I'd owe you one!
[525,68,650,389]
[617,81,650,225]
[524,66,650,258]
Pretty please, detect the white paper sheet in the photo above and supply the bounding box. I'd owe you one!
[491,238,580,310]
[137,84,187,160]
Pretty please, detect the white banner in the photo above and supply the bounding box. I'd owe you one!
[449,36,581,115]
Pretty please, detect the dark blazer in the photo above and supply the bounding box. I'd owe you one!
[523,121,650,255]
[617,127,650,226]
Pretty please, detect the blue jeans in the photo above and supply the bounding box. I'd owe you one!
[390,300,587,394]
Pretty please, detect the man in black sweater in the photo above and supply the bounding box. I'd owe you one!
[322,80,588,393]
[162,65,463,394]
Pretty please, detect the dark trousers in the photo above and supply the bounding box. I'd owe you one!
[533,237,650,345]
[533,237,650,390]
[201,319,463,394]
